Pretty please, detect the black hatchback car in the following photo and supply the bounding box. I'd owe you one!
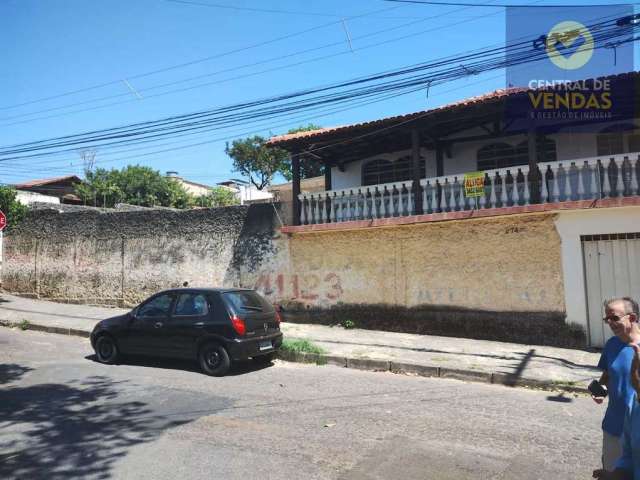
[90,288,283,376]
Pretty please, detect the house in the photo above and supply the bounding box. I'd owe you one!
[165,171,213,197]
[216,180,273,204]
[14,175,82,204]
[267,72,640,348]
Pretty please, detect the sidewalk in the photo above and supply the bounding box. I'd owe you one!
[0,293,601,392]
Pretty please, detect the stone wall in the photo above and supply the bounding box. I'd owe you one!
[2,205,581,346]
[3,204,281,306]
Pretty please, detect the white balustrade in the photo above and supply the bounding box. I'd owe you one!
[296,152,640,225]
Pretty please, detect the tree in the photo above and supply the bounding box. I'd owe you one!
[193,187,239,208]
[277,124,325,181]
[225,124,324,189]
[75,165,193,208]
[0,186,28,231]
[225,136,286,190]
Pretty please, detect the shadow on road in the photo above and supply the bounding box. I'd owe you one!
[546,393,574,403]
[0,364,33,385]
[84,353,274,377]
[0,369,193,479]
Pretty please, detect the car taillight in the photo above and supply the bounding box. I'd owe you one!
[231,315,246,336]
[274,308,282,326]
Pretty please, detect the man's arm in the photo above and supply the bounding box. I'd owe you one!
[594,370,609,404]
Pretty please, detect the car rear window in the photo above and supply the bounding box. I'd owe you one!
[223,291,274,314]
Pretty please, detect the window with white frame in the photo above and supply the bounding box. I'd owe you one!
[361,156,426,186]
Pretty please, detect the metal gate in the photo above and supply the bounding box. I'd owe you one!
[582,233,640,347]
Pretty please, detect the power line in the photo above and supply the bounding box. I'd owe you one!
[0,2,498,126]
[0,4,402,112]
[164,0,345,17]
[0,14,633,162]
[0,70,511,179]
[385,0,639,7]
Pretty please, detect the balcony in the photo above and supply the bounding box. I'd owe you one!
[295,153,640,228]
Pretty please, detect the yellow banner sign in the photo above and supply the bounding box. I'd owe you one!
[463,172,485,198]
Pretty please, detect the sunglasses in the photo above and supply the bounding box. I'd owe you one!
[603,313,629,323]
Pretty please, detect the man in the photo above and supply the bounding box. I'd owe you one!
[593,297,640,477]
[594,342,640,479]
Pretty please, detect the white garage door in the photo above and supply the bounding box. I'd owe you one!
[582,233,640,347]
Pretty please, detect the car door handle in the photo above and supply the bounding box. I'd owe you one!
[154,322,163,329]
[194,322,205,328]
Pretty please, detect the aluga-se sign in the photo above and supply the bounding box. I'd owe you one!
[0,210,5,231]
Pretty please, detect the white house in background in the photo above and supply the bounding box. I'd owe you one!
[216,180,273,204]
[15,190,61,206]
[165,171,213,197]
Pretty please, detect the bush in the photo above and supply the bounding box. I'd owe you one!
[0,186,28,231]
[280,339,326,355]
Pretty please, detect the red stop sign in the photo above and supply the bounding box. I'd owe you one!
[0,210,6,231]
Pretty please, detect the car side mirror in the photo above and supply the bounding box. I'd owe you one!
[128,310,137,323]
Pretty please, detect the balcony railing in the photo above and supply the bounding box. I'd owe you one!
[297,152,640,225]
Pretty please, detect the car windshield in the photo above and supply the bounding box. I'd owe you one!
[223,291,274,314]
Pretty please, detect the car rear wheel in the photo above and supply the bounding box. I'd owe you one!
[199,343,231,377]
[95,335,119,364]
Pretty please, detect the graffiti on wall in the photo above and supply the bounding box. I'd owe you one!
[416,287,548,306]
[254,272,343,301]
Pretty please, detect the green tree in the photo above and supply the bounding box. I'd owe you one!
[225,135,286,190]
[225,124,324,189]
[75,165,194,208]
[194,186,240,208]
[0,186,28,231]
[277,124,325,181]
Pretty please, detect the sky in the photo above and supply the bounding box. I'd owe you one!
[1,0,637,187]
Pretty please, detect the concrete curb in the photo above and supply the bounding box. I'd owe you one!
[0,320,587,394]
[276,348,587,394]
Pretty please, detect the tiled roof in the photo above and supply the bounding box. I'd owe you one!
[14,175,82,188]
[266,70,640,147]
[266,88,526,146]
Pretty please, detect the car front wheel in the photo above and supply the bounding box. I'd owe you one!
[199,343,231,377]
[95,335,119,364]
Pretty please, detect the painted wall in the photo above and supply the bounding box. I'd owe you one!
[554,206,640,344]
[251,213,580,346]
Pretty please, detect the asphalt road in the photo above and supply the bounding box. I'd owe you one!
[0,328,601,480]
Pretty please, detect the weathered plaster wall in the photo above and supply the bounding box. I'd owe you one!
[3,204,579,346]
[3,205,281,306]
[254,213,579,346]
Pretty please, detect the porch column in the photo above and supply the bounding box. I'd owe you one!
[411,129,423,214]
[291,151,301,226]
[527,128,541,203]
[324,161,332,191]
[436,142,444,176]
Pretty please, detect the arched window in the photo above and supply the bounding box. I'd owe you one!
[478,138,557,171]
[394,155,426,181]
[597,124,638,156]
[597,126,625,156]
[477,143,517,170]
[362,159,394,186]
[516,137,557,163]
[361,156,426,186]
